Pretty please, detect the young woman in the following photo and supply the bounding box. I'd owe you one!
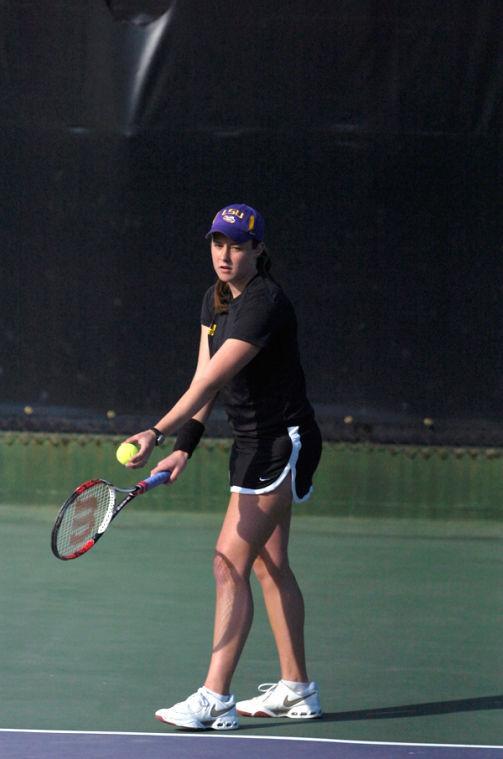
[125,203,323,730]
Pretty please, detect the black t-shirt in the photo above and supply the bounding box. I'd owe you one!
[200,274,314,437]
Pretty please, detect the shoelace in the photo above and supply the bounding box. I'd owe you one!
[187,688,209,710]
[189,687,233,712]
[257,683,279,697]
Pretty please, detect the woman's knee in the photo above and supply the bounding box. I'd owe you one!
[253,553,291,586]
[213,551,250,587]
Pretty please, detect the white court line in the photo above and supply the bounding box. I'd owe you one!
[0,729,501,750]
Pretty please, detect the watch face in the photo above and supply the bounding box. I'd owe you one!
[151,428,165,445]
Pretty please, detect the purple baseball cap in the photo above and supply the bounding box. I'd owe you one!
[206,203,265,243]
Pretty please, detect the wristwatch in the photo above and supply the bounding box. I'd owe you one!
[150,427,165,446]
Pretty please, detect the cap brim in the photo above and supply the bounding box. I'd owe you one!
[205,220,259,244]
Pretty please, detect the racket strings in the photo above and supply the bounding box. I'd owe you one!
[55,483,114,557]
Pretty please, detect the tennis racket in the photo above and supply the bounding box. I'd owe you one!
[51,470,171,561]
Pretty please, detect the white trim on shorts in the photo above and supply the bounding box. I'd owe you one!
[229,425,314,504]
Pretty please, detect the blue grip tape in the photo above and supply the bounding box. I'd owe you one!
[140,470,171,491]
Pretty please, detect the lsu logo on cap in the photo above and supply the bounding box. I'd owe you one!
[220,207,257,234]
[221,207,245,224]
[207,203,264,242]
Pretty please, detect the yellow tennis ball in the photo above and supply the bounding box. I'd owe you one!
[116,442,138,465]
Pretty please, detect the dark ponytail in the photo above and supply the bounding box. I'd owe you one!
[214,279,231,314]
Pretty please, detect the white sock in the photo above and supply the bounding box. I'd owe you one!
[281,679,311,695]
[203,686,231,701]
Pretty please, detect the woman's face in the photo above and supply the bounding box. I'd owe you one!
[211,233,262,297]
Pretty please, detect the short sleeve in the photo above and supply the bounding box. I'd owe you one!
[229,286,287,348]
[200,286,215,327]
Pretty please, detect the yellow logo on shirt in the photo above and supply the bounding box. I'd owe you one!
[208,323,217,336]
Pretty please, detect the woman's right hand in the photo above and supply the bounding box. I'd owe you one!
[150,450,189,484]
[124,429,157,469]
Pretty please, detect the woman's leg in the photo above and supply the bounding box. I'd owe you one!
[204,477,293,695]
[252,508,309,683]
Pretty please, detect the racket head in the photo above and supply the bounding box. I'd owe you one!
[51,480,115,560]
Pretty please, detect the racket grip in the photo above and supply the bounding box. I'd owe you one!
[137,470,171,493]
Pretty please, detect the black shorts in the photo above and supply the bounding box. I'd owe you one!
[229,421,322,504]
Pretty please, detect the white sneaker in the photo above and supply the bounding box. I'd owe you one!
[155,687,239,730]
[236,681,322,719]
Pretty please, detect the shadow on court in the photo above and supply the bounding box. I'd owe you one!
[321,694,503,723]
[237,695,503,732]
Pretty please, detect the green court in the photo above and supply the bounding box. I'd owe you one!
[0,435,501,748]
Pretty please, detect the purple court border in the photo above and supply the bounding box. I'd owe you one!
[0,731,501,759]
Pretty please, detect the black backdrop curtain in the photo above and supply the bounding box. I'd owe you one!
[0,1,501,434]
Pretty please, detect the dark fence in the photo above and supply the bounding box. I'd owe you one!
[0,1,501,443]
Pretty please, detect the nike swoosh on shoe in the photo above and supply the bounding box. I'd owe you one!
[282,693,316,708]
[210,704,233,717]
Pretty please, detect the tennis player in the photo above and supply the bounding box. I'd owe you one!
[125,203,323,730]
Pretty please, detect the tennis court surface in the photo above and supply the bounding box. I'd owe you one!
[0,503,501,757]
